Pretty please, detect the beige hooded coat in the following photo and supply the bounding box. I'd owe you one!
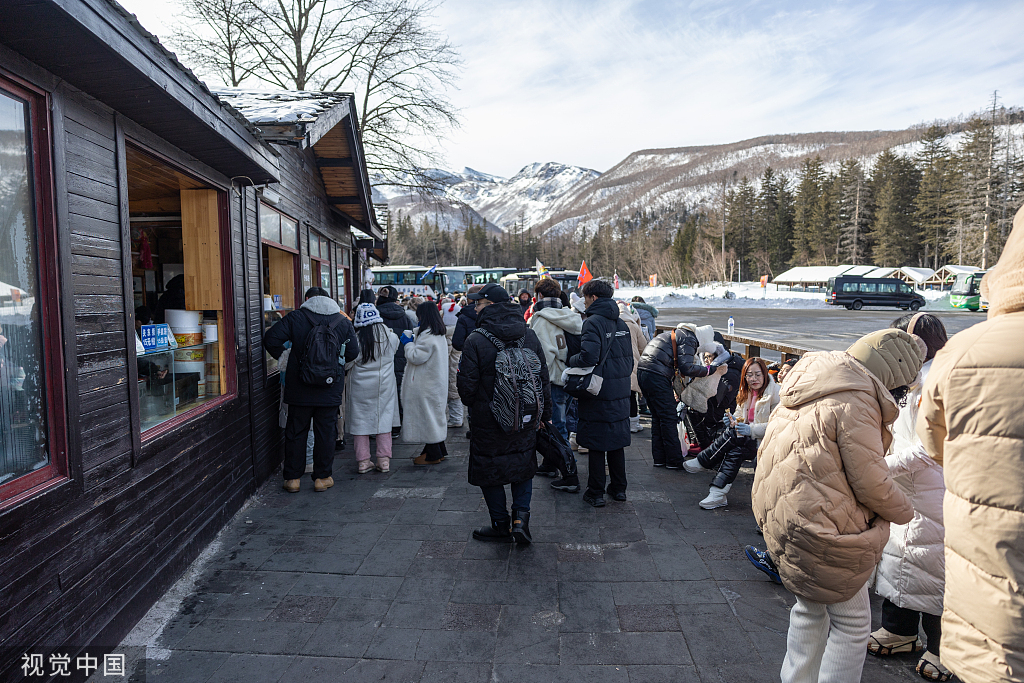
[617,302,649,393]
[752,349,914,604]
[917,204,1024,683]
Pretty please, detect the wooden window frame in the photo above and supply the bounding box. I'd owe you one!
[120,141,239,445]
[0,72,69,508]
[259,202,299,255]
[308,227,331,297]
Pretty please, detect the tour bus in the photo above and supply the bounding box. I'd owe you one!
[437,266,482,294]
[370,265,450,299]
[950,271,987,311]
[466,267,519,286]
[500,270,582,297]
[826,276,925,311]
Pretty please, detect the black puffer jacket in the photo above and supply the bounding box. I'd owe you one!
[451,304,478,351]
[567,296,633,451]
[637,327,712,379]
[377,301,413,378]
[264,296,360,406]
[708,351,745,423]
[457,302,551,487]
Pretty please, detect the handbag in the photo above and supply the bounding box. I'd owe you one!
[562,324,615,399]
[536,425,578,476]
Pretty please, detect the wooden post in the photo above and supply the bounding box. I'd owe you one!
[745,344,760,359]
[217,310,226,395]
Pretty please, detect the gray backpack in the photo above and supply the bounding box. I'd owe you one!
[477,329,544,433]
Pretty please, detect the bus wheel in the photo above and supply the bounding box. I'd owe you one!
[909,301,921,311]
[852,300,863,311]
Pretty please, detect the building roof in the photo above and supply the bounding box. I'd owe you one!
[864,267,899,278]
[0,0,279,184]
[215,88,383,241]
[773,265,856,285]
[898,266,936,283]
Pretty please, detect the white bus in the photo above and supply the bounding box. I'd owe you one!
[370,265,450,299]
[500,270,581,296]
[437,266,482,294]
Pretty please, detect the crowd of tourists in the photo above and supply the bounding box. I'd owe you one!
[264,206,1024,683]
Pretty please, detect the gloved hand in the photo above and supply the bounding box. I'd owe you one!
[735,422,752,437]
[400,331,414,345]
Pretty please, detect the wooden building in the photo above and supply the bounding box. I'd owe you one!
[0,0,383,676]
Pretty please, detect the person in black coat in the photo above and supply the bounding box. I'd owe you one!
[685,333,744,450]
[264,287,359,493]
[567,279,634,507]
[153,273,186,324]
[375,285,414,387]
[457,283,551,544]
[637,323,728,469]
[517,289,532,315]
[451,285,482,351]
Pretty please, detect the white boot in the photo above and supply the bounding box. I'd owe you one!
[683,458,711,474]
[699,484,731,510]
[630,415,642,433]
[447,399,464,428]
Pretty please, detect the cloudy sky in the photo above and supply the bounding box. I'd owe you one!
[119,0,1024,178]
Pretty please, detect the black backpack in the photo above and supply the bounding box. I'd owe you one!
[298,310,344,386]
[477,329,544,433]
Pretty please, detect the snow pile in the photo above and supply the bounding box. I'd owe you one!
[213,88,348,124]
[613,282,950,310]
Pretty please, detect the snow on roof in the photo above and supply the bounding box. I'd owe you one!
[843,265,876,276]
[212,88,350,125]
[864,267,898,278]
[773,265,855,284]
[936,264,981,275]
[899,267,936,283]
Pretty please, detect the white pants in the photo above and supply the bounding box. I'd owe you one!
[781,583,871,683]
[447,399,464,425]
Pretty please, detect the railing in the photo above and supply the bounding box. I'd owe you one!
[654,325,809,363]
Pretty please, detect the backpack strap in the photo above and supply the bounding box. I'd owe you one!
[476,328,505,351]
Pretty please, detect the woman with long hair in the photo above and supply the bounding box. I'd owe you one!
[345,303,400,473]
[684,356,780,509]
[400,301,451,464]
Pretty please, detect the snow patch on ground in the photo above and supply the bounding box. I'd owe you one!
[615,282,950,310]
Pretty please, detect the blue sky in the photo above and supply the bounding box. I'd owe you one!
[119,0,1024,178]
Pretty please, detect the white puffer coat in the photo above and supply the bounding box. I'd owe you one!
[400,327,450,444]
[872,360,944,615]
[344,325,401,435]
[445,324,460,401]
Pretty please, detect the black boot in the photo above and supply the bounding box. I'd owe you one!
[550,474,580,493]
[511,510,532,545]
[472,519,512,543]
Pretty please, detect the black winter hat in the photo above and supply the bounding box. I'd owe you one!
[468,283,511,303]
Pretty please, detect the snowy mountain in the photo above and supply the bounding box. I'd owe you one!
[377,162,600,233]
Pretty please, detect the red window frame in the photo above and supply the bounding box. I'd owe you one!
[124,143,239,443]
[0,71,69,508]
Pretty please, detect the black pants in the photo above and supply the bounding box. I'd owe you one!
[629,392,639,418]
[638,370,682,467]
[587,448,626,497]
[423,441,448,462]
[285,404,337,480]
[881,597,941,656]
[697,430,758,489]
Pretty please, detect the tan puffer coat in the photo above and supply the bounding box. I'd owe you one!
[617,302,649,393]
[917,204,1024,683]
[752,351,914,604]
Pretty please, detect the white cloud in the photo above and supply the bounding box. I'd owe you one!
[117,0,1024,177]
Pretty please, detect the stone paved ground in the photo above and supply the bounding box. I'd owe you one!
[125,421,927,682]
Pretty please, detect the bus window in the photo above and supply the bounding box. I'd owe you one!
[859,282,877,293]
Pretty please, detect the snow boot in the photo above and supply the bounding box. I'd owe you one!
[511,510,532,544]
[629,416,642,433]
[699,483,731,509]
[473,519,512,543]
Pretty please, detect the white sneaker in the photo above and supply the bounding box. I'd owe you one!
[447,421,463,428]
[629,416,642,433]
[683,458,710,474]
[569,433,579,451]
[699,484,731,510]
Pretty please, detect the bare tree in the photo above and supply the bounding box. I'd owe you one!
[169,0,260,87]
[171,0,460,187]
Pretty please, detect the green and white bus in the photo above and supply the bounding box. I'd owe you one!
[950,271,986,311]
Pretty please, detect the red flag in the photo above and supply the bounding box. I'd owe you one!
[578,261,593,286]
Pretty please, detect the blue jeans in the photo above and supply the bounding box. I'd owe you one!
[550,384,570,441]
[480,479,533,524]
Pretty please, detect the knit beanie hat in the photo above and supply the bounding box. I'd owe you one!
[354,303,383,328]
[981,203,1024,319]
[441,302,459,327]
[846,329,926,391]
[377,285,399,303]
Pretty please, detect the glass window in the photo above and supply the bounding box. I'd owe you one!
[262,243,297,376]
[879,283,897,294]
[260,206,280,243]
[0,87,50,487]
[859,282,877,293]
[900,283,912,293]
[281,216,298,250]
[127,146,232,434]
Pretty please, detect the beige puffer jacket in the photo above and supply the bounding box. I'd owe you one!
[752,351,914,604]
[917,204,1024,683]
[617,302,649,393]
[445,324,460,401]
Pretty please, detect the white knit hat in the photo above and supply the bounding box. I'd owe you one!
[441,302,459,326]
[354,303,383,328]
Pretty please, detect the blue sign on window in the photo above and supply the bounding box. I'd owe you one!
[140,324,170,351]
